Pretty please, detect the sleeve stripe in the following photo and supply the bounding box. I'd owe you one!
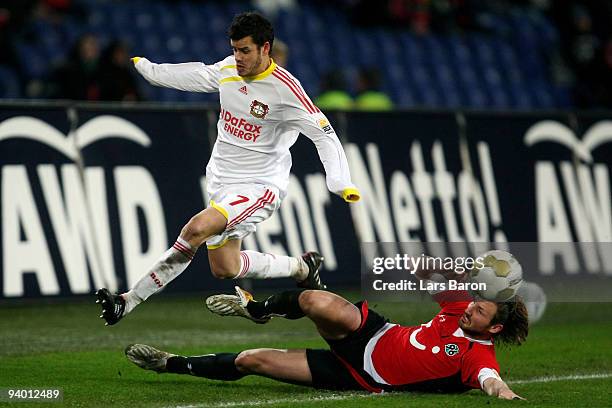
[272,68,320,114]
[272,71,315,114]
[276,67,320,113]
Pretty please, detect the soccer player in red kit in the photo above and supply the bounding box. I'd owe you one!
[125,270,528,400]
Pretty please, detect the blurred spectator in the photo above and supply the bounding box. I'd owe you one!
[253,0,298,19]
[569,5,600,107]
[314,70,353,110]
[549,1,612,108]
[0,1,37,69]
[389,0,431,35]
[586,37,612,108]
[98,41,141,102]
[430,0,476,33]
[50,33,101,100]
[354,68,394,111]
[271,38,288,67]
[569,5,599,74]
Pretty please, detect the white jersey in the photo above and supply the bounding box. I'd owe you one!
[134,56,355,199]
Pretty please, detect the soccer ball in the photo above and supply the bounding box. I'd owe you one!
[469,250,523,302]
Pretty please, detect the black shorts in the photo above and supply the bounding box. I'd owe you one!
[306,300,388,392]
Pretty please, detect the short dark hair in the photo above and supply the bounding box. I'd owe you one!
[492,297,529,346]
[228,12,274,49]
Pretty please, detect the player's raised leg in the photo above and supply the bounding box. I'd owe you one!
[208,241,326,289]
[125,344,313,384]
[207,288,361,341]
[205,185,326,289]
[96,206,227,325]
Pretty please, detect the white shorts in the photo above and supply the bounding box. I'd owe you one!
[206,184,280,249]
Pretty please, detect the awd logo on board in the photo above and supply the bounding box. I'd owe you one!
[0,115,169,297]
[525,120,612,274]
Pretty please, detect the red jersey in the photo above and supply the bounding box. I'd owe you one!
[365,293,501,391]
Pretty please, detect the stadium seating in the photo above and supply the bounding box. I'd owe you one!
[0,65,21,99]
[0,0,569,109]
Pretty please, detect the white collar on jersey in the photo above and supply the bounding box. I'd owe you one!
[452,328,493,345]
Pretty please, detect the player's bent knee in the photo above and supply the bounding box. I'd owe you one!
[299,290,333,315]
[181,226,207,247]
[209,264,238,279]
[180,219,208,245]
[181,213,225,245]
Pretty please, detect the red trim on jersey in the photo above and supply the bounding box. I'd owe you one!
[358,300,369,331]
[276,67,321,113]
[272,71,314,113]
[332,352,383,394]
[226,190,275,229]
[272,69,319,114]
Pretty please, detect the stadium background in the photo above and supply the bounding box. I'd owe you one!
[1,1,612,407]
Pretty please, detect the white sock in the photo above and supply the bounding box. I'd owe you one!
[123,237,196,314]
[236,250,309,280]
[121,290,142,314]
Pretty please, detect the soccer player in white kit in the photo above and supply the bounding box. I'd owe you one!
[96,12,361,325]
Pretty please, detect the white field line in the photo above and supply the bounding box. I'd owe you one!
[507,372,612,385]
[169,372,612,408]
[171,393,384,408]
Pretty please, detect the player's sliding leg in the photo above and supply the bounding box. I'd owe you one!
[293,290,362,340]
[96,207,227,325]
[125,344,313,385]
[208,241,326,289]
[207,289,361,341]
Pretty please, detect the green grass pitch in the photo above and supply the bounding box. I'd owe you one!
[1,290,611,407]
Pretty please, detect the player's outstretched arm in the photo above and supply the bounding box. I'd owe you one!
[483,377,525,400]
[286,111,360,202]
[278,74,360,203]
[303,119,360,203]
[131,56,222,93]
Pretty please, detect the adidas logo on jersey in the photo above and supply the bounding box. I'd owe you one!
[239,86,248,95]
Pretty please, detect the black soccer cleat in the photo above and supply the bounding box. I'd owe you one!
[95,288,126,326]
[297,251,326,290]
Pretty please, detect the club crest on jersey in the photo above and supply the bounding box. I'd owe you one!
[250,100,269,119]
[445,344,460,356]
